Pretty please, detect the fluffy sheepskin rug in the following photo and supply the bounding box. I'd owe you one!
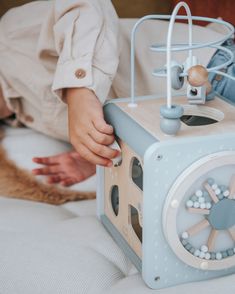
[0,128,95,205]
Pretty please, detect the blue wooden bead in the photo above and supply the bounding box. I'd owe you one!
[185,244,192,251]
[227,249,234,256]
[210,252,216,260]
[218,193,224,200]
[207,178,214,185]
[191,195,197,202]
[222,251,228,258]
[182,239,188,246]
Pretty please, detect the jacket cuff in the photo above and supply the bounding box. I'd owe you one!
[52,58,112,104]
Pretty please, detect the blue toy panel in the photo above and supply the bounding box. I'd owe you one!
[143,133,235,289]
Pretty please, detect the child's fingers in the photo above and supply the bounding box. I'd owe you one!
[60,177,78,187]
[32,165,61,176]
[93,118,113,135]
[77,143,112,167]
[89,128,114,145]
[46,175,63,184]
[32,156,58,165]
[84,135,119,160]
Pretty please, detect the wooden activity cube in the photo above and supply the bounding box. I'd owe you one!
[97,94,235,289]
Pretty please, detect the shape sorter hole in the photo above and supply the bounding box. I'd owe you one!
[110,185,119,216]
[181,105,224,126]
[129,205,142,242]
[131,157,143,191]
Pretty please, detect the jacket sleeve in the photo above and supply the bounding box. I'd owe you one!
[51,0,120,103]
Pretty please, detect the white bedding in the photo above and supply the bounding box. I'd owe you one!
[1,126,235,294]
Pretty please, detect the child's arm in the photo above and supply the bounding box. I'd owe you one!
[65,87,119,167]
[38,0,120,166]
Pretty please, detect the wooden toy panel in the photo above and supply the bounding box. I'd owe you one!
[104,140,143,258]
[115,96,235,141]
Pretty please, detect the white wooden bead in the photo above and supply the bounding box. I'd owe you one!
[196,190,203,197]
[194,249,200,257]
[193,201,200,208]
[206,202,212,209]
[198,197,205,203]
[199,251,206,259]
[200,203,206,209]
[212,184,218,190]
[182,232,189,239]
[186,200,193,208]
[215,188,221,195]
[205,253,211,260]
[223,190,230,197]
[216,252,222,260]
[201,245,208,253]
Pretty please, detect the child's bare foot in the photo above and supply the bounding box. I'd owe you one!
[32,151,96,186]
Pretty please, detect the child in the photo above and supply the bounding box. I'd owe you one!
[0,1,234,186]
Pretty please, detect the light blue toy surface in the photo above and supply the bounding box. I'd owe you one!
[97,94,235,289]
[97,1,235,289]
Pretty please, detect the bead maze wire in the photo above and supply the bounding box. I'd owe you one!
[129,1,235,108]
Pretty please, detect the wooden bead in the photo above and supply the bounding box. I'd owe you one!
[188,65,208,87]
[205,81,212,94]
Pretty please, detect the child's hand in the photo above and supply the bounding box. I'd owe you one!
[65,88,119,167]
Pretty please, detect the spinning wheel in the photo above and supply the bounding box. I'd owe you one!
[163,151,235,270]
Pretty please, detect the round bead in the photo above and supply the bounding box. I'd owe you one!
[201,245,208,253]
[198,197,205,203]
[190,247,195,254]
[196,190,203,197]
[200,203,206,209]
[206,202,212,209]
[185,244,192,251]
[205,81,212,94]
[205,253,211,260]
[218,194,224,200]
[210,252,216,260]
[207,178,214,185]
[223,190,230,197]
[182,239,188,246]
[194,249,200,257]
[182,232,189,239]
[222,251,228,258]
[186,200,193,208]
[191,195,198,202]
[212,184,218,190]
[215,188,221,195]
[188,65,209,87]
[216,252,222,260]
[199,251,206,259]
[160,117,181,136]
[227,249,234,256]
[193,201,200,208]
[203,191,209,197]
[219,185,227,192]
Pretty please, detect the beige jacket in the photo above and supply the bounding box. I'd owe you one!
[0,1,223,141]
[0,0,119,140]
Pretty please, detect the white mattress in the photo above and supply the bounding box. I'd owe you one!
[0,126,234,294]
